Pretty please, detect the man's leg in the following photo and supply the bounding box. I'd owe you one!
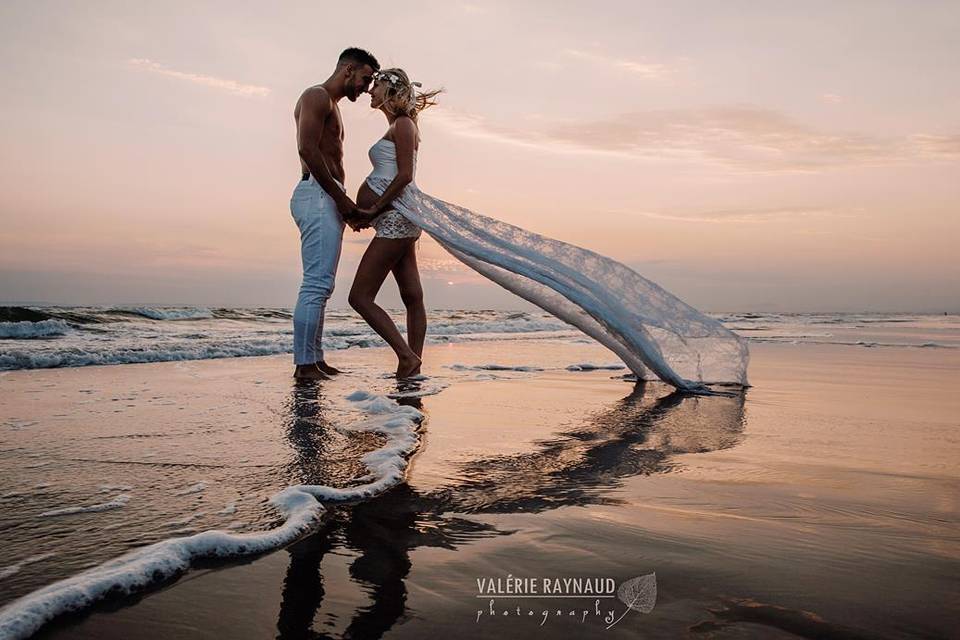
[292,188,344,378]
[311,200,345,374]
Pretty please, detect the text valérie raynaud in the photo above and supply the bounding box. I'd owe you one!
[476,576,617,597]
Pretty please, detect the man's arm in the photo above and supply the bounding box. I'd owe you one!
[296,88,355,216]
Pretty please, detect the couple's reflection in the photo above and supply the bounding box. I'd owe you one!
[275,486,415,640]
[276,380,746,639]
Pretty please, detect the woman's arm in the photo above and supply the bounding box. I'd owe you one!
[367,117,417,214]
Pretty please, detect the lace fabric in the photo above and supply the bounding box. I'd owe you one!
[362,148,749,391]
[371,209,422,239]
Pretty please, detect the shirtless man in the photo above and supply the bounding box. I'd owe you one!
[291,47,379,380]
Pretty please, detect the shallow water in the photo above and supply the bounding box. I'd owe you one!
[2,337,958,639]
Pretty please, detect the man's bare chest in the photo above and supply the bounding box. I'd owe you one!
[324,108,344,149]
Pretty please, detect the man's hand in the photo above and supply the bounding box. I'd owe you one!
[342,206,367,232]
[354,208,378,230]
[344,207,377,232]
[345,213,364,232]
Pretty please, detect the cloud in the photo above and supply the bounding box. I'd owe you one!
[621,206,863,224]
[430,109,563,153]
[820,93,844,104]
[908,133,960,158]
[562,48,682,79]
[457,2,488,13]
[127,58,270,98]
[431,105,959,172]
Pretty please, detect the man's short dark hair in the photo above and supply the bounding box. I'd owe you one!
[338,47,379,71]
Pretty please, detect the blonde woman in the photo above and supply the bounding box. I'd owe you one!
[348,69,748,392]
[347,69,440,378]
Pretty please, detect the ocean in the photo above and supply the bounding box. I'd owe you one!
[2,306,957,371]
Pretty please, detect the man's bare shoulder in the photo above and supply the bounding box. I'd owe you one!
[297,85,333,113]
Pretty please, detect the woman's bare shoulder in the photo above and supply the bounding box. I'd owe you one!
[391,117,419,145]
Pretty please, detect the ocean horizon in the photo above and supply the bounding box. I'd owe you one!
[2,305,958,372]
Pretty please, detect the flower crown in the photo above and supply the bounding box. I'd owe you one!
[374,71,422,91]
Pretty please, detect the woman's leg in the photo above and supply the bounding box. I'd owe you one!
[348,237,421,377]
[392,241,426,362]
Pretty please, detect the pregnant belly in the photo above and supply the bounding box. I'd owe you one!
[356,182,379,210]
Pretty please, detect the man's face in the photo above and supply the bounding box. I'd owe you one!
[344,64,376,102]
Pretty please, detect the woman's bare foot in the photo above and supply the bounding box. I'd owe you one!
[317,361,342,375]
[396,353,422,379]
[293,364,330,380]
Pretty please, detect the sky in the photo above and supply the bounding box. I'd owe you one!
[1,0,957,312]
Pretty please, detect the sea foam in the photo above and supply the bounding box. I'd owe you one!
[39,495,131,518]
[0,390,423,640]
[116,307,214,321]
[565,363,627,371]
[448,363,544,372]
[0,320,70,339]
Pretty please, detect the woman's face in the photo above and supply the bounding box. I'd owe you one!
[369,81,390,109]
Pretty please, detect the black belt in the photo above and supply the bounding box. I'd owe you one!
[301,172,310,181]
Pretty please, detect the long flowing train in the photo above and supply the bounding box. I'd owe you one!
[366,176,749,393]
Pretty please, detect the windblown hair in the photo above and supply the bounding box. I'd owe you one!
[374,68,442,121]
[338,47,380,71]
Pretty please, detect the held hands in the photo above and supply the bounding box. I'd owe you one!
[345,206,379,232]
[334,196,370,232]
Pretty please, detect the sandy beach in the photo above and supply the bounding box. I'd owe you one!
[1,334,957,639]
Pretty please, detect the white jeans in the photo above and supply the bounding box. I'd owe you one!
[291,175,345,366]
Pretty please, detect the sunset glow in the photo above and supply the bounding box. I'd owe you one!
[1,1,957,311]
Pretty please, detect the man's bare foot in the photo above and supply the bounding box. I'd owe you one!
[317,361,342,375]
[396,354,422,379]
[294,364,330,380]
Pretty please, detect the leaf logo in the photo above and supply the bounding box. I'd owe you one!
[617,572,657,614]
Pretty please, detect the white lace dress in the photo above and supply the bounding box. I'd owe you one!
[365,139,421,239]
[363,138,750,392]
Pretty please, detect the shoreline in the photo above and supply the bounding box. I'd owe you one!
[1,340,958,639]
[3,308,958,374]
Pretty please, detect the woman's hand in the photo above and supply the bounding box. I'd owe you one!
[347,207,379,231]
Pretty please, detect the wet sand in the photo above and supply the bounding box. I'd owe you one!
[2,339,958,639]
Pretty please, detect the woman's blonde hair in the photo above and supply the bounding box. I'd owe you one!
[373,68,441,120]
